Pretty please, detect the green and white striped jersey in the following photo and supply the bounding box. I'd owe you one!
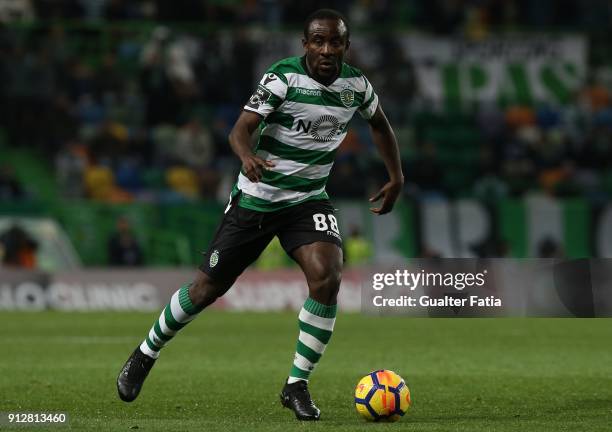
[235,56,379,212]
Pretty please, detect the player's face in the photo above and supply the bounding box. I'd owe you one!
[303,18,349,84]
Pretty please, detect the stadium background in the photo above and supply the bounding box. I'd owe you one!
[2,0,612,272]
[1,2,612,431]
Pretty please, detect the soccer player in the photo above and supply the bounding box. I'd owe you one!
[117,8,404,421]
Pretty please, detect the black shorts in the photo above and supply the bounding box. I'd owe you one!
[199,196,343,282]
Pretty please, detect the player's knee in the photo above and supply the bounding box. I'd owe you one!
[307,264,342,304]
[324,268,342,292]
[189,271,232,308]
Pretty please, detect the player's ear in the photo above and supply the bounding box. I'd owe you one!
[302,37,308,50]
[345,39,351,50]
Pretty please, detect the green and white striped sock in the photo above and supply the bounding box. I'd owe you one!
[139,284,203,359]
[287,297,337,383]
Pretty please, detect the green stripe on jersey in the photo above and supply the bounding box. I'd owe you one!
[361,91,376,111]
[258,135,336,165]
[269,71,288,85]
[269,57,306,76]
[340,63,365,78]
[286,87,365,108]
[265,112,294,129]
[267,89,284,109]
[261,170,327,192]
[238,191,328,212]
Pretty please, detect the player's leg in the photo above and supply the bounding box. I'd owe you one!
[288,241,342,382]
[137,271,234,359]
[117,272,232,402]
[277,201,343,420]
[292,241,342,303]
[117,199,274,402]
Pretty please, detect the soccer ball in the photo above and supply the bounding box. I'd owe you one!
[354,369,411,422]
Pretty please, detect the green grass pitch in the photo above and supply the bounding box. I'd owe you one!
[2,311,612,431]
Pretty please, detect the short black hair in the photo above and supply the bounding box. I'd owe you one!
[303,8,350,40]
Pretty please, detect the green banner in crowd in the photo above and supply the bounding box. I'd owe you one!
[398,35,587,108]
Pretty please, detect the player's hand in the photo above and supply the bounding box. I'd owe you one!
[241,154,275,182]
[369,180,403,215]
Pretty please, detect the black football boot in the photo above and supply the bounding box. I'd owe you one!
[117,347,156,402]
[280,380,321,421]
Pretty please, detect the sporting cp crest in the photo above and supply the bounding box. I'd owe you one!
[340,88,354,108]
[209,250,219,268]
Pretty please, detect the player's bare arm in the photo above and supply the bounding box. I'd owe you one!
[367,105,404,215]
[228,110,275,183]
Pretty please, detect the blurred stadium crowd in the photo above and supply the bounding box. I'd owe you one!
[0,0,611,206]
[1,0,612,28]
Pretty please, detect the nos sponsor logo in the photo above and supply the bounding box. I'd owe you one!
[295,115,345,142]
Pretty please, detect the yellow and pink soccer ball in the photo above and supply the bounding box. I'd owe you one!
[354,369,411,422]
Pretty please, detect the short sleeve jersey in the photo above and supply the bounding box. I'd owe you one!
[235,56,379,212]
